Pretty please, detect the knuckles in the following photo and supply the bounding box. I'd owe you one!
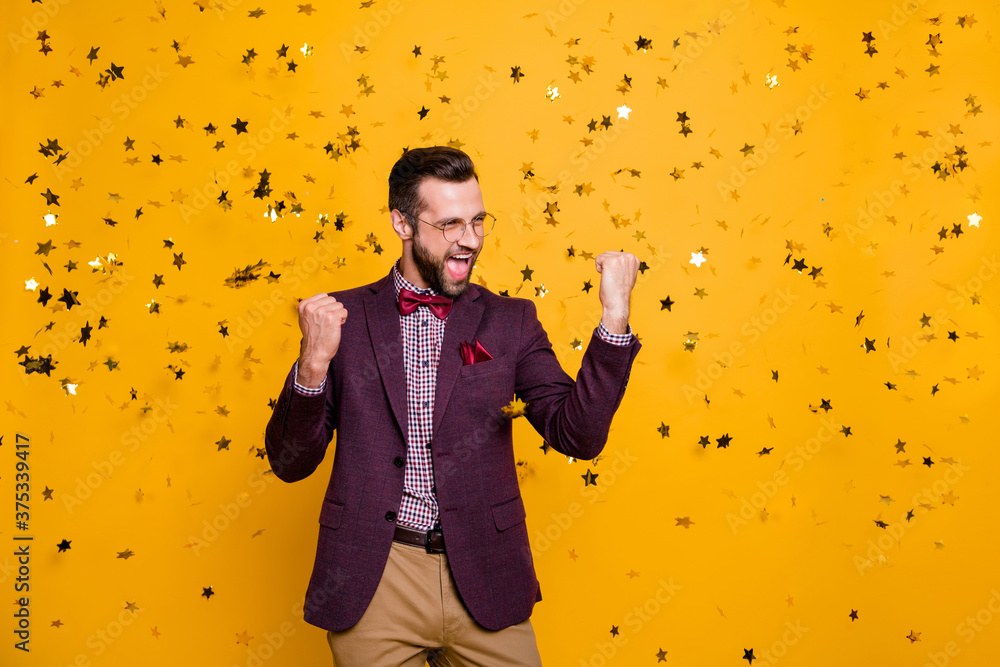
[298,297,342,316]
[320,308,347,323]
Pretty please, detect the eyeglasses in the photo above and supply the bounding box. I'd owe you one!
[402,211,496,243]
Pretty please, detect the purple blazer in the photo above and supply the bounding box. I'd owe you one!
[264,263,641,632]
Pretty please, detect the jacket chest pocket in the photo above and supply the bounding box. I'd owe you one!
[457,352,508,378]
[454,356,514,415]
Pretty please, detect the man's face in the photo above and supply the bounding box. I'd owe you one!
[409,176,484,299]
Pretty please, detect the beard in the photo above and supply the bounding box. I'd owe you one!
[410,227,477,299]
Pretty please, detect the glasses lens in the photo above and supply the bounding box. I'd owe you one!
[475,213,495,237]
[442,214,495,241]
[443,220,464,242]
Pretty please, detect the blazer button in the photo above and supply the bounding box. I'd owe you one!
[385,510,396,522]
[394,456,405,467]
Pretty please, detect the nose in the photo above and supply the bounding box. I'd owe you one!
[458,221,482,249]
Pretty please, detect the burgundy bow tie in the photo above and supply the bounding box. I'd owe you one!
[398,288,453,320]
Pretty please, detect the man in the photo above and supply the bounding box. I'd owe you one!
[264,146,642,666]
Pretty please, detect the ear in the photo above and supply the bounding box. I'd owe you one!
[390,209,413,240]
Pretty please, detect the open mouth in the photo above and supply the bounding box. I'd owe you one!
[446,253,472,280]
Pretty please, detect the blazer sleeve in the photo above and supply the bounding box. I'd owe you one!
[513,298,641,461]
[264,361,336,482]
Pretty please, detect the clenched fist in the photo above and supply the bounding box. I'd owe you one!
[594,251,639,333]
[296,292,347,388]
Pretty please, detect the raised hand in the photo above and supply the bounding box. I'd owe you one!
[594,251,639,334]
[296,292,348,388]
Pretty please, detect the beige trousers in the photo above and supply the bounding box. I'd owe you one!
[326,538,543,666]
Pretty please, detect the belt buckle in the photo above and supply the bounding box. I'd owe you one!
[425,527,445,554]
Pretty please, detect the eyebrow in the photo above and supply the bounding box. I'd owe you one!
[432,210,487,224]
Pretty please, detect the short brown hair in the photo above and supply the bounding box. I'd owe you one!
[388,146,478,221]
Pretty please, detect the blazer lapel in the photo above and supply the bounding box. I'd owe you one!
[366,267,409,445]
[431,283,484,439]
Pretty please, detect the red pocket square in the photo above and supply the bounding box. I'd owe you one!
[460,338,494,365]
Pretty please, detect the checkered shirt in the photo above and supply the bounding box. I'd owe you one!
[292,258,635,530]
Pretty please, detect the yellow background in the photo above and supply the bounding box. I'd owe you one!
[2,0,998,665]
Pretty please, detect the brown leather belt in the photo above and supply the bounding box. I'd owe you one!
[393,522,446,554]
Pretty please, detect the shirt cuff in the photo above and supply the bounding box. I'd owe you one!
[292,360,327,395]
[597,321,634,346]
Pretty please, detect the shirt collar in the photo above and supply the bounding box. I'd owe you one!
[392,257,440,298]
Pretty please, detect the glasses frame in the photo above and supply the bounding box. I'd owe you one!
[401,211,496,243]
